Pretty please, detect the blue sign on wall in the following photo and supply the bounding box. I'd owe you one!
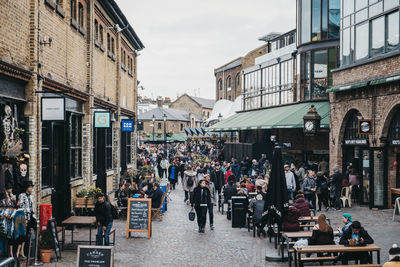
[121,119,134,132]
[94,112,110,128]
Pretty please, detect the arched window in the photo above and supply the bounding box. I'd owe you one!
[218,79,222,90]
[71,0,77,20]
[227,77,231,89]
[78,2,84,28]
[235,74,240,88]
[94,20,99,41]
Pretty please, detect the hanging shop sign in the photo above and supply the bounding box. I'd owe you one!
[121,119,134,132]
[41,97,65,121]
[344,139,368,145]
[94,112,110,128]
[358,120,372,135]
[392,140,400,146]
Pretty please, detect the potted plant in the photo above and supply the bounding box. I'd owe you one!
[39,229,54,263]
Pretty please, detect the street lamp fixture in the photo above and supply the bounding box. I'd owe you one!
[152,114,155,142]
[217,113,223,143]
[163,114,167,158]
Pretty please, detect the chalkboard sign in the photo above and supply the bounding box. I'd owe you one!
[77,245,113,267]
[126,198,151,239]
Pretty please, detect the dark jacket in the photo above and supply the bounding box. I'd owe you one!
[231,163,240,178]
[249,199,265,223]
[192,186,211,207]
[168,165,179,180]
[294,197,312,216]
[332,172,343,189]
[309,226,335,245]
[339,227,374,245]
[94,201,113,227]
[212,170,225,191]
[302,176,316,195]
[149,187,164,208]
[283,206,300,232]
[223,182,237,203]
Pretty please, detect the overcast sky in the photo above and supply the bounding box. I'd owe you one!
[116,0,296,100]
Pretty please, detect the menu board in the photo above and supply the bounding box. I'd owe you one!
[126,198,151,239]
[77,246,113,267]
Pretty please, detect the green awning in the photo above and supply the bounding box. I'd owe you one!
[370,74,400,85]
[143,133,187,142]
[327,82,368,93]
[207,101,330,132]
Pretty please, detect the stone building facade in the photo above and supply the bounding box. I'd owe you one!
[169,94,215,121]
[0,0,144,222]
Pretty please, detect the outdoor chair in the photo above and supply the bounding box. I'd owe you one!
[340,186,352,208]
[151,194,166,221]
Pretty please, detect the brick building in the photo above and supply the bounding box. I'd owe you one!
[169,94,215,121]
[214,45,267,101]
[0,0,144,222]
[328,1,400,208]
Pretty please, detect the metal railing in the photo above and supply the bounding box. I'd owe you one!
[0,257,18,267]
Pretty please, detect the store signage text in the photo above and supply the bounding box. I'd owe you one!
[392,140,400,146]
[344,139,368,145]
[94,112,110,128]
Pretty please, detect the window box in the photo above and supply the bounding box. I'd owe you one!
[121,64,127,71]
[71,18,78,30]
[128,70,133,77]
[79,26,85,36]
[112,54,116,61]
[45,0,56,10]
[99,43,105,52]
[56,4,65,17]
[107,51,116,61]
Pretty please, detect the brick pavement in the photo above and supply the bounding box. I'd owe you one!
[43,186,400,267]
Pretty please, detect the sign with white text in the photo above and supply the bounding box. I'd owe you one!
[121,119,134,132]
[41,97,65,121]
[77,246,113,267]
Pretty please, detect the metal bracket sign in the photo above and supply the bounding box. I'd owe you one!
[94,112,110,128]
[121,119,134,132]
[41,97,65,121]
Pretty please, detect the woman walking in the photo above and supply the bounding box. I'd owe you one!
[192,179,211,233]
[316,172,329,211]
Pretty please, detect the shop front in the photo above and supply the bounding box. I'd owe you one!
[41,95,84,223]
[388,106,400,207]
[120,116,134,172]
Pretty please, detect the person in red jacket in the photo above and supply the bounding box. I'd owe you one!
[224,167,233,185]
[283,206,301,232]
[294,193,313,217]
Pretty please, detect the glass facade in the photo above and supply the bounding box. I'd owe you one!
[340,0,400,66]
[299,0,340,44]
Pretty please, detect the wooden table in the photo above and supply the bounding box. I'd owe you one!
[293,244,381,267]
[61,216,96,249]
[299,215,330,224]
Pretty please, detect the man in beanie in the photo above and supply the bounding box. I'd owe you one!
[339,221,374,264]
[337,213,352,237]
[383,244,400,266]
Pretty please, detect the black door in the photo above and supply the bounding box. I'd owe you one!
[52,122,71,223]
[120,131,127,172]
[95,128,107,194]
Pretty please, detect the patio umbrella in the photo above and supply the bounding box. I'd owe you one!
[263,146,289,262]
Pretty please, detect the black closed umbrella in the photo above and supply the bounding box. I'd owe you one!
[263,147,289,262]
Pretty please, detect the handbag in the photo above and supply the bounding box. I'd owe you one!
[188,208,195,221]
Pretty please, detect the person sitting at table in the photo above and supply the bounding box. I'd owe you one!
[337,213,352,237]
[383,244,400,267]
[309,214,334,245]
[339,221,374,264]
[294,192,312,217]
[115,183,128,207]
[148,183,164,209]
[249,194,266,237]
[223,180,237,203]
[238,180,248,195]
[245,177,255,193]
[283,205,300,232]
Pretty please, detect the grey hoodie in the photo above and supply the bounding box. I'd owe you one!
[183,170,197,192]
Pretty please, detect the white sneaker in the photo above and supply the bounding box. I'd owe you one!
[210,225,214,230]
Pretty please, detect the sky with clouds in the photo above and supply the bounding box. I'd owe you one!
[116,0,296,100]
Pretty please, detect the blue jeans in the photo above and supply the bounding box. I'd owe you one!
[97,222,113,246]
[287,189,294,201]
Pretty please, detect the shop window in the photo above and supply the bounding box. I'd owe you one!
[105,128,112,170]
[158,123,162,130]
[70,0,77,21]
[78,2,84,28]
[344,111,368,140]
[93,127,97,175]
[126,133,132,164]
[70,115,82,179]
[389,109,400,141]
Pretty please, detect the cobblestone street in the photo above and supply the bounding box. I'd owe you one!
[43,184,400,267]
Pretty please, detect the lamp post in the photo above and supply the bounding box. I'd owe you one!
[152,114,155,142]
[163,113,167,157]
[218,113,223,143]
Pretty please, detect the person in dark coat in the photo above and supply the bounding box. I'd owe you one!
[211,163,225,199]
[94,193,113,246]
[283,206,300,232]
[231,159,241,179]
[294,193,312,216]
[339,221,374,264]
[309,214,334,245]
[223,180,237,203]
[148,183,164,208]
[316,172,329,211]
[192,179,211,233]
[331,165,343,210]
[249,194,266,236]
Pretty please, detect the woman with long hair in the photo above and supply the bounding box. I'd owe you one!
[309,214,334,245]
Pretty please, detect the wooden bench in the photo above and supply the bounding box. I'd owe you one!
[313,265,380,267]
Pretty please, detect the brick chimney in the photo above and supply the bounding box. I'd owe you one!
[156,96,163,107]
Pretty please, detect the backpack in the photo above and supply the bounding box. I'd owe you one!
[187,176,194,187]
[110,203,118,219]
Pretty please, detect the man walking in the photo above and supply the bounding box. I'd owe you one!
[204,174,216,230]
[211,163,225,201]
[284,164,296,201]
[94,193,113,246]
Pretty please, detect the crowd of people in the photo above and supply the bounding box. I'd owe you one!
[96,141,399,265]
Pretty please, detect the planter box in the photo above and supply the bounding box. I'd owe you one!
[75,197,95,209]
